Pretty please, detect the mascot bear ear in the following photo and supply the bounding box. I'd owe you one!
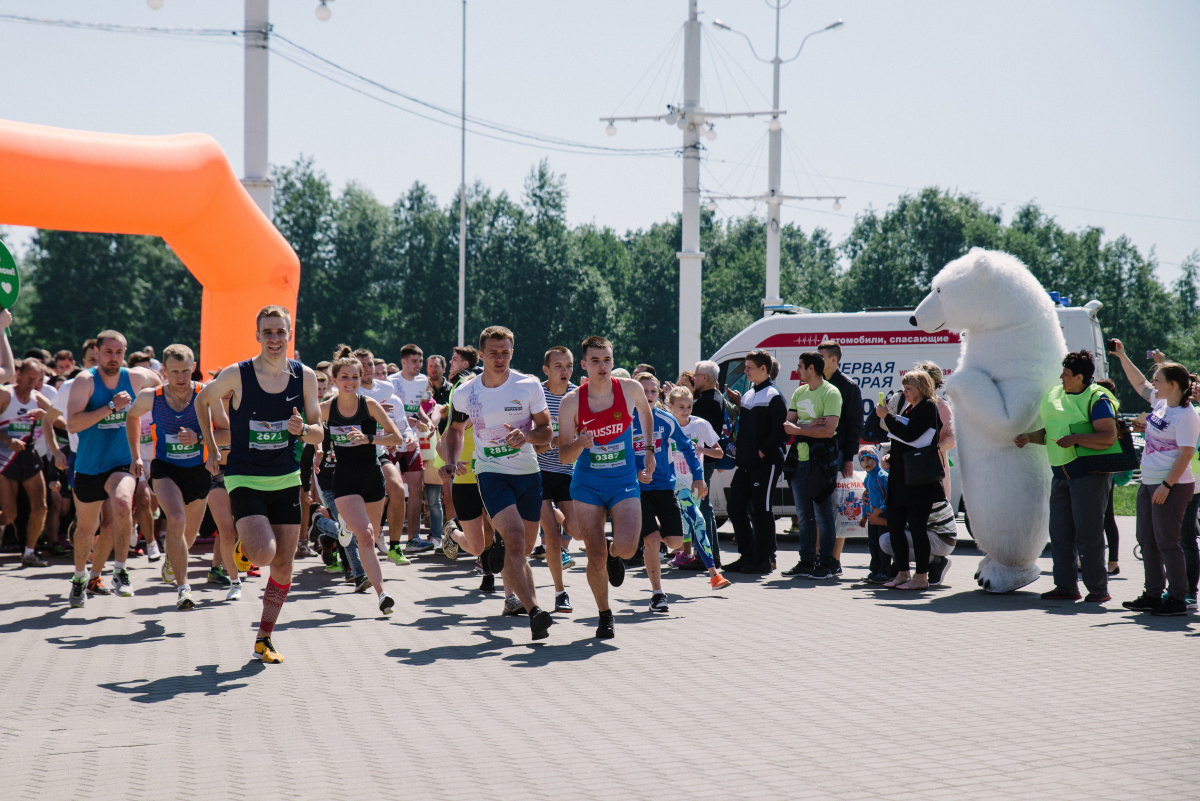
[970,250,996,283]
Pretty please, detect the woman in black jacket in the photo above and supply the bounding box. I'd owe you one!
[874,370,945,589]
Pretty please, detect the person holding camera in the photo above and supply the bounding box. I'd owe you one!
[1110,340,1198,616]
[1015,351,1119,603]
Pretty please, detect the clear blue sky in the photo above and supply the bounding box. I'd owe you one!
[2,0,1197,288]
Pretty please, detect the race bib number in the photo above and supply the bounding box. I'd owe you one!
[249,419,290,450]
[165,432,200,460]
[8,420,33,437]
[633,431,662,456]
[590,441,627,468]
[404,400,420,415]
[481,443,520,459]
[330,425,363,446]
[97,409,127,430]
[140,433,154,445]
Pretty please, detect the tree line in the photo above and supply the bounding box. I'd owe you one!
[8,155,1198,407]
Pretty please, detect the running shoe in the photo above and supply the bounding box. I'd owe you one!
[48,542,71,558]
[485,532,506,574]
[112,568,134,597]
[324,560,343,573]
[405,537,434,554]
[554,591,573,613]
[69,576,86,608]
[782,560,816,578]
[387,544,410,566]
[1151,596,1189,616]
[473,557,485,575]
[649,592,669,613]
[710,573,732,591]
[606,543,625,588]
[595,609,615,639]
[502,593,523,616]
[678,554,705,571]
[378,593,395,616]
[928,556,951,586]
[810,560,837,581]
[253,637,284,664]
[207,565,231,587]
[1121,593,1161,612]
[176,585,195,611]
[561,549,576,569]
[145,538,162,563]
[1186,595,1198,610]
[232,539,253,572]
[21,552,49,568]
[246,565,262,578]
[226,583,242,602]
[530,607,554,640]
[668,551,688,568]
[1041,587,1082,601]
[295,540,314,559]
[161,557,175,585]
[442,534,459,560]
[86,576,111,596]
[479,573,496,593]
[531,544,547,559]
[354,574,372,594]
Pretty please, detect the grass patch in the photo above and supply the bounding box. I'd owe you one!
[1114,483,1138,516]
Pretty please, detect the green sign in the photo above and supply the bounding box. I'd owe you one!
[0,241,19,309]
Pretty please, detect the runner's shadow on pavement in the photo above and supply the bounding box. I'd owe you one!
[275,608,356,630]
[386,629,512,665]
[47,618,185,649]
[99,662,265,703]
[1091,614,1197,632]
[503,637,618,666]
[412,593,494,610]
[864,588,1112,615]
[0,606,120,634]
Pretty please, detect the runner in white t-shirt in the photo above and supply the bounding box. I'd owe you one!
[443,325,556,641]
[389,344,432,554]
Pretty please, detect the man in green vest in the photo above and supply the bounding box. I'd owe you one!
[1015,350,1120,603]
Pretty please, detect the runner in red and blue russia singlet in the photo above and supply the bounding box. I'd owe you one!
[569,378,640,509]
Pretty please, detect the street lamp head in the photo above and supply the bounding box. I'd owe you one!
[825,19,845,31]
[316,1,332,22]
[833,200,842,211]
[665,110,678,125]
[706,199,717,212]
[676,116,689,130]
[769,118,781,132]
[705,125,717,141]
[605,123,617,137]
[712,19,732,31]
[147,0,164,9]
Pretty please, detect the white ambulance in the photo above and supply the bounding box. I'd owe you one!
[706,297,1108,535]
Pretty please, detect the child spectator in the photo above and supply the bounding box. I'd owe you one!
[858,446,892,583]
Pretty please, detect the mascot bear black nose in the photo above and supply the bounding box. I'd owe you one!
[909,315,918,326]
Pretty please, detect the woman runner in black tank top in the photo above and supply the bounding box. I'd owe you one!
[320,353,408,615]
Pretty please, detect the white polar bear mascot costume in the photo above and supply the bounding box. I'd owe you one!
[911,248,1065,593]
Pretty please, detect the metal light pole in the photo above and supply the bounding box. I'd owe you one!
[713,8,844,317]
[458,0,467,348]
[602,1,782,371]
[243,0,273,217]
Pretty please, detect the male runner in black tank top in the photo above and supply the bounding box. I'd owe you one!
[196,305,323,664]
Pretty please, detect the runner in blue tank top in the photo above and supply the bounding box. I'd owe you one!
[126,344,229,612]
[556,336,657,639]
[196,305,323,664]
[65,330,161,608]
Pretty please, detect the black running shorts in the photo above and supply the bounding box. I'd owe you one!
[451,481,484,522]
[640,488,684,540]
[150,460,212,506]
[333,460,386,504]
[74,465,131,505]
[229,485,301,525]
[540,470,573,505]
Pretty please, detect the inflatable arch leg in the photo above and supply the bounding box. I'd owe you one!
[0,118,299,373]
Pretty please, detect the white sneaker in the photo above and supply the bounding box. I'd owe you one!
[378,592,395,615]
[226,583,242,602]
[502,593,523,616]
[176,585,195,610]
[161,557,175,585]
[145,539,162,562]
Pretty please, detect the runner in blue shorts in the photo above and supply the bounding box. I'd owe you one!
[556,336,657,639]
[442,325,556,642]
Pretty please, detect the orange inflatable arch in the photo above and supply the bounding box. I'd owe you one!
[0,118,299,373]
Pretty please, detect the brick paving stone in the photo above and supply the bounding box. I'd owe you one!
[0,516,1196,800]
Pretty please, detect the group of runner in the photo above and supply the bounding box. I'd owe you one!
[8,307,733,660]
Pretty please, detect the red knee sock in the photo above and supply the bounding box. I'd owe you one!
[258,577,291,636]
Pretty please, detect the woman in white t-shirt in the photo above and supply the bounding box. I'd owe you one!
[1112,340,1199,615]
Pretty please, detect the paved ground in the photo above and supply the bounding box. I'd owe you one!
[0,516,1195,801]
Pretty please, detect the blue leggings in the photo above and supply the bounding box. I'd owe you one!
[677,488,715,570]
